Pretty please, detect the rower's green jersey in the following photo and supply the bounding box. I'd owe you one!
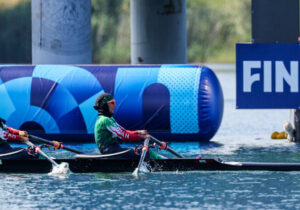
[94,115,119,152]
[94,115,143,152]
[94,115,165,159]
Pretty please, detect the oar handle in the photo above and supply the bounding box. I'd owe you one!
[25,140,58,167]
[28,135,83,154]
[150,135,184,158]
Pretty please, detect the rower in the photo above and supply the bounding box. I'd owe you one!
[0,118,39,159]
[93,93,160,159]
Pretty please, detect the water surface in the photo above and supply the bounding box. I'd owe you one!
[2,69,299,209]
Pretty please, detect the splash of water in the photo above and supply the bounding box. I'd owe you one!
[132,162,149,177]
[139,162,149,173]
[48,162,69,176]
[132,168,139,176]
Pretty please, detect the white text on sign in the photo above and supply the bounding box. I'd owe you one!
[243,61,298,93]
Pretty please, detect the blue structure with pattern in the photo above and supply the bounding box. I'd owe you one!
[0,65,223,142]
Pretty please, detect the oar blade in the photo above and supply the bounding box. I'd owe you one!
[24,140,70,175]
[49,162,69,175]
[133,138,150,176]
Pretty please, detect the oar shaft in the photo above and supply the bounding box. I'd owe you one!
[137,138,149,170]
[25,140,58,167]
[150,135,184,158]
[29,135,83,154]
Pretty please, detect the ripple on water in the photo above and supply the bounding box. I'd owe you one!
[2,71,300,209]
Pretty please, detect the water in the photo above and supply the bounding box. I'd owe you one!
[2,69,300,209]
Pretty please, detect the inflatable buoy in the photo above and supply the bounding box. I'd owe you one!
[271,122,295,142]
[271,131,287,139]
[0,65,224,142]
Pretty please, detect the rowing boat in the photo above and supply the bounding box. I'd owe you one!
[2,136,298,173]
[1,158,300,173]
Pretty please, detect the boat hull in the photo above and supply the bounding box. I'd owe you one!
[0,158,300,173]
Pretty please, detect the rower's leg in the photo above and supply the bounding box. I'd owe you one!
[4,147,40,159]
[121,149,140,159]
[149,150,167,159]
[102,142,129,153]
[102,143,140,159]
[0,142,13,153]
[0,145,40,159]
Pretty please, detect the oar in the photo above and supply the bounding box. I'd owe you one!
[150,135,184,158]
[28,135,83,154]
[133,138,150,176]
[25,140,58,166]
[24,139,69,174]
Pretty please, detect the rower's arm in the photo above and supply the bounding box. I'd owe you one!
[1,125,26,142]
[6,126,21,135]
[107,122,142,142]
[0,130,21,141]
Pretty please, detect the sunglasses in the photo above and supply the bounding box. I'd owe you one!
[107,99,116,105]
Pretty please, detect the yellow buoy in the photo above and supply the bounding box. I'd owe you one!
[271,131,287,139]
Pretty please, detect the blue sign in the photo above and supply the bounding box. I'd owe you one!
[236,43,300,109]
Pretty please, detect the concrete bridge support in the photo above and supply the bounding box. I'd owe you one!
[252,0,300,142]
[130,0,187,64]
[31,0,91,64]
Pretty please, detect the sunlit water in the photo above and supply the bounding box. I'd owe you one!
[2,68,300,209]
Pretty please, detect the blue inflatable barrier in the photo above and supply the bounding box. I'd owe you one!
[0,65,223,142]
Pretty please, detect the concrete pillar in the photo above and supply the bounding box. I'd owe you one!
[252,0,300,142]
[32,0,91,64]
[130,0,187,64]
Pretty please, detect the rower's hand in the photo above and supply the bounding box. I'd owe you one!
[137,130,147,135]
[137,130,151,139]
[20,136,29,142]
[19,130,28,137]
